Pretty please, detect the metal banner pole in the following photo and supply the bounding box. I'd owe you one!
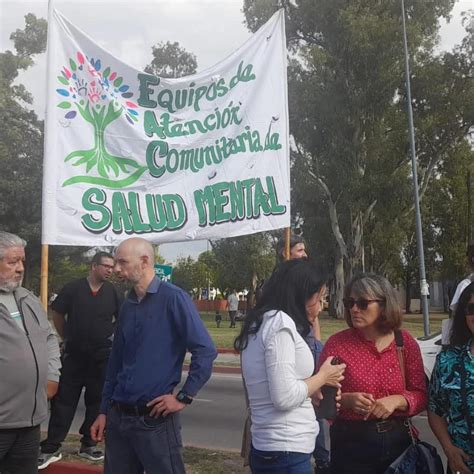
[401,0,430,335]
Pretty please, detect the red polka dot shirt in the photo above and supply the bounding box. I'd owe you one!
[319,328,427,421]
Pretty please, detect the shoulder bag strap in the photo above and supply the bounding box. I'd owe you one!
[459,354,474,449]
[394,329,418,444]
[394,329,406,389]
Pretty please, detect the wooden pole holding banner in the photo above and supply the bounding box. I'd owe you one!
[40,1,53,312]
[284,227,291,261]
[40,244,49,310]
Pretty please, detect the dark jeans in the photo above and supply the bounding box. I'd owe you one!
[0,425,40,474]
[229,311,237,327]
[41,350,108,453]
[104,405,185,474]
[249,446,312,473]
[330,419,411,474]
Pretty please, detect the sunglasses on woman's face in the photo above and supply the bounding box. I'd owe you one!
[343,297,384,310]
[466,303,474,316]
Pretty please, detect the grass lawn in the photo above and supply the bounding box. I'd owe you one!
[200,311,446,350]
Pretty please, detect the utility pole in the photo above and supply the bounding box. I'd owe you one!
[401,0,430,335]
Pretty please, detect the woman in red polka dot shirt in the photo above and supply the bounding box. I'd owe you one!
[319,273,427,474]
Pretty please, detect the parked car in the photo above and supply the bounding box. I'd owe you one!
[416,331,442,380]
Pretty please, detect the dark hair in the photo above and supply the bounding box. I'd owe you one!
[234,259,326,351]
[276,234,306,262]
[450,281,474,347]
[344,273,402,334]
[91,251,114,266]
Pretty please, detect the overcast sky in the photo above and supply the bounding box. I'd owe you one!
[0,0,471,262]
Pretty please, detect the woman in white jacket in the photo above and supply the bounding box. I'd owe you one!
[235,259,345,473]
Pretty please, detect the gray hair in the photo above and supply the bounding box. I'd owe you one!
[344,273,402,334]
[0,231,27,259]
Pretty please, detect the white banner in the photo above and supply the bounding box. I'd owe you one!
[42,9,290,246]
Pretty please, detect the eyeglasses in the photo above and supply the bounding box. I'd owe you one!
[343,297,384,310]
[98,263,114,270]
[466,303,474,316]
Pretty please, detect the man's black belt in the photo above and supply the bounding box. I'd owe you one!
[111,401,152,416]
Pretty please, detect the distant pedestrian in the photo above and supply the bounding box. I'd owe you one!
[39,251,122,469]
[276,233,308,262]
[227,289,239,328]
[215,311,222,328]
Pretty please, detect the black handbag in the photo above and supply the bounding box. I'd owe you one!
[384,331,444,474]
[384,440,444,474]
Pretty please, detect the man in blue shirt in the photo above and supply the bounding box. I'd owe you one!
[90,237,217,474]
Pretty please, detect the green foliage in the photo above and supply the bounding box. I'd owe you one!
[427,143,474,280]
[49,257,89,293]
[171,237,276,301]
[9,13,47,59]
[199,311,445,349]
[0,14,47,288]
[144,41,197,78]
[211,233,276,304]
[197,250,218,285]
[244,0,473,315]
[172,256,211,296]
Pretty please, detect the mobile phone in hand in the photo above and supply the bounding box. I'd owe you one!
[316,356,341,420]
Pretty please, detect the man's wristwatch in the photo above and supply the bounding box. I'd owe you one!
[176,390,193,405]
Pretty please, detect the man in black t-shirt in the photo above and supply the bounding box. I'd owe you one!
[38,252,123,470]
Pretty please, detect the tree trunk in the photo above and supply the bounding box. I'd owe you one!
[333,248,345,319]
[405,272,412,314]
[247,271,258,309]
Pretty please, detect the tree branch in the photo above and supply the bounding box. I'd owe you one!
[307,168,349,258]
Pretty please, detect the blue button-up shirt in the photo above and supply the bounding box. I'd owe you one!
[100,277,217,413]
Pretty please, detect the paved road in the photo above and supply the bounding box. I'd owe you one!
[44,372,446,467]
[42,373,247,451]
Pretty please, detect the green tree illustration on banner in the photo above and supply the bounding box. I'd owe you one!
[57,51,147,188]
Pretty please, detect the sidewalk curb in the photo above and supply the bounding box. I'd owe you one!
[43,462,102,473]
[184,348,242,374]
[217,348,238,354]
[213,366,241,374]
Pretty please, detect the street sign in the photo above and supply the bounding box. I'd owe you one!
[154,264,173,282]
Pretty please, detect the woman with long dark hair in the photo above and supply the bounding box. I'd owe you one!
[235,259,345,473]
[319,273,427,473]
[428,282,474,474]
